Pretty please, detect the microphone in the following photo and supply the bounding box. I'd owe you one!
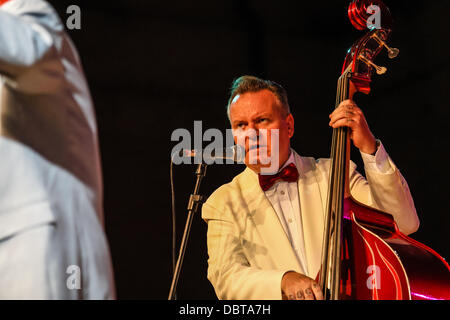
[179,145,245,163]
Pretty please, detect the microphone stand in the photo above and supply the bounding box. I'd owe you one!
[168,162,207,300]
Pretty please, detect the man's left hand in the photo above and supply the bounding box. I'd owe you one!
[329,99,377,155]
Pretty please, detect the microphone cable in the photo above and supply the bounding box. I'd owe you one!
[170,155,177,299]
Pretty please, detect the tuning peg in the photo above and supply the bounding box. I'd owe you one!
[371,33,400,59]
[387,47,400,59]
[375,65,387,75]
[358,55,387,75]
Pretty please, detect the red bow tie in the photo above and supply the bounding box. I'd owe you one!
[258,163,299,191]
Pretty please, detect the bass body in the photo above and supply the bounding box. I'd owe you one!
[340,196,450,300]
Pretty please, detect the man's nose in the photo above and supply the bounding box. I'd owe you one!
[246,125,259,141]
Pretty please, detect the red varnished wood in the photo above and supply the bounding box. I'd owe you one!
[341,197,450,300]
[348,0,393,31]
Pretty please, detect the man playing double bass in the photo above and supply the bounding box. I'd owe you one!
[202,75,419,300]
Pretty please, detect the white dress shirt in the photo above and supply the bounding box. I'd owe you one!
[264,141,392,275]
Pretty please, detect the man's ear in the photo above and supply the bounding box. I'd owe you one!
[286,113,294,138]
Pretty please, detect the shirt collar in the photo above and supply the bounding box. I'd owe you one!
[279,149,295,172]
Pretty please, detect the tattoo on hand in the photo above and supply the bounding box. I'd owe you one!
[296,291,305,300]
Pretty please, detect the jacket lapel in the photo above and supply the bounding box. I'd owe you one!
[294,152,327,278]
[240,167,303,274]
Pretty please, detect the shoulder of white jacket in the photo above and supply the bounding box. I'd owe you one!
[204,167,246,200]
[3,0,64,33]
[291,150,322,174]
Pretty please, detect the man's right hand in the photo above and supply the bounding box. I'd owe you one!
[281,271,324,300]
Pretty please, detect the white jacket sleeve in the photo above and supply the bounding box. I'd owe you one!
[349,142,420,235]
[0,13,52,74]
[0,0,64,92]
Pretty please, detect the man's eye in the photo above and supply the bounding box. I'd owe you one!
[258,118,268,123]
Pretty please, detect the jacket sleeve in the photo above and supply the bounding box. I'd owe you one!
[0,11,53,74]
[202,199,286,300]
[0,1,63,92]
[348,144,420,235]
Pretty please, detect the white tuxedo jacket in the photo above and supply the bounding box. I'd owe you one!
[0,0,115,299]
[202,150,419,300]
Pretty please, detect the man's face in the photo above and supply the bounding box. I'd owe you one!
[229,89,294,174]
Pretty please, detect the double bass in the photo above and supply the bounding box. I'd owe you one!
[319,0,450,300]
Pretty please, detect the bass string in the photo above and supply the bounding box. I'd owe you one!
[330,76,343,297]
[333,71,350,298]
[329,71,350,298]
[321,74,345,296]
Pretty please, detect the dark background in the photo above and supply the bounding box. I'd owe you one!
[48,0,450,299]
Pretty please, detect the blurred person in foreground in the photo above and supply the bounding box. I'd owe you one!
[0,0,115,299]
